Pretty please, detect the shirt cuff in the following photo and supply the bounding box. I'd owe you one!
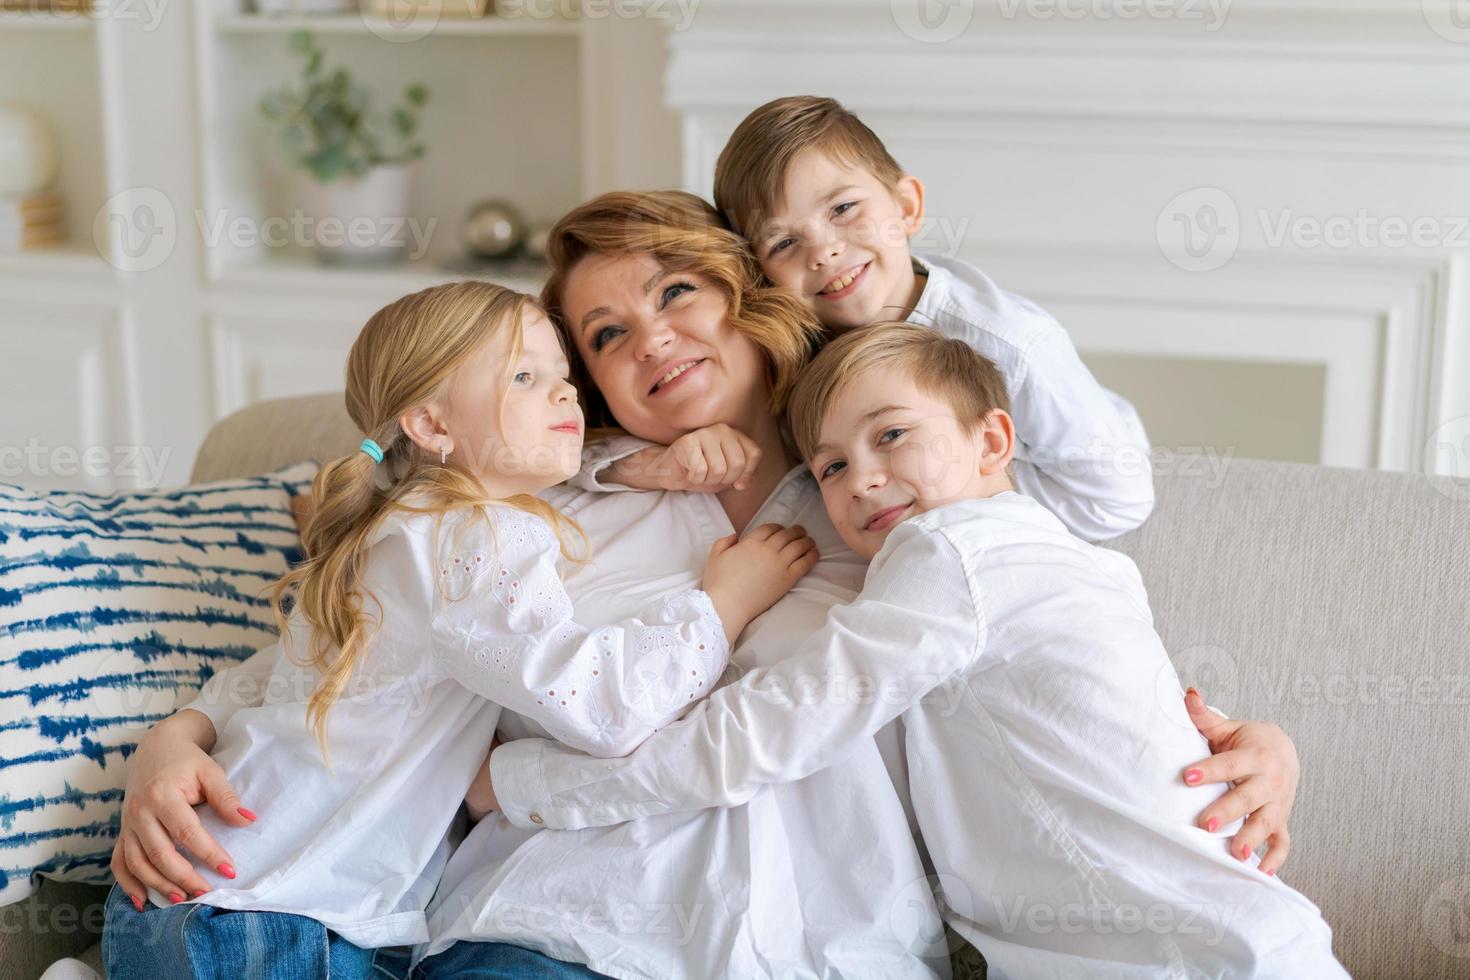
[490,738,552,830]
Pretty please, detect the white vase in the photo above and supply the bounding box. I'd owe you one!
[0,103,60,197]
[289,162,415,266]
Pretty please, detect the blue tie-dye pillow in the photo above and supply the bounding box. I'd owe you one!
[0,461,318,907]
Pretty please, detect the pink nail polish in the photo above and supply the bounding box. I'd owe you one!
[168,892,184,905]
[1184,769,1203,785]
[192,889,207,898]
[1264,868,1275,877]
[218,863,236,879]
[130,894,144,913]
[238,807,257,821]
[1204,817,1219,833]
[1238,844,1250,860]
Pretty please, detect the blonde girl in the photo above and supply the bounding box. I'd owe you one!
[101,281,816,980]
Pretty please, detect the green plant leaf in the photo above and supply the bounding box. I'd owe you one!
[405,83,429,106]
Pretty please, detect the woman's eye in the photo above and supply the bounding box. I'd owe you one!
[819,460,846,480]
[591,325,623,352]
[833,201,857,218]
[660,282,695,307]
[878,427,906,444]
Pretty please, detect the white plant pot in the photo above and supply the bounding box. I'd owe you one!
[290,163,415,266]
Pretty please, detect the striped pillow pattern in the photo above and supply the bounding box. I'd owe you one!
[0,461,317,907]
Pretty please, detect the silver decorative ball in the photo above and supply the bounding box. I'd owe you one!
[462,200,526,259]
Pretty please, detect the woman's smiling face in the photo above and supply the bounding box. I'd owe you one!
[560,249,771,445]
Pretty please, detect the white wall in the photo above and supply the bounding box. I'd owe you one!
[3,0,1468,491]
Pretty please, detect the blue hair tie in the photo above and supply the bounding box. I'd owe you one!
[359,438,384,464]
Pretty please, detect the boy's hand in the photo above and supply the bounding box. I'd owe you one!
[702,524,818,643]
[608,424,762,493]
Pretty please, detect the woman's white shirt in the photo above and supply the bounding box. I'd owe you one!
[170,500,729,948]
[419,471,947,979]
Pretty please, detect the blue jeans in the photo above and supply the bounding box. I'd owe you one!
[411,940,611,979]
[102,882,412,980]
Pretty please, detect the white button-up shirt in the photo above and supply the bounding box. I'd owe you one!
[173,501,729,948]
[419,471,947,978]
[490,493,1346,980]
[911,253,1155,542]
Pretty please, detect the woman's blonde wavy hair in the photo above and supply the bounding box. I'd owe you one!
[269,280,587,766]
[539,190,825,430]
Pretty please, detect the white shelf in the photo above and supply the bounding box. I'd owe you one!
[0,9,94,30]
[0,240,114,279]
[213,252,549,296]
[214,11,581,37]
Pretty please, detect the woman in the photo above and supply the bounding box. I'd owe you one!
[113,190,1302,979]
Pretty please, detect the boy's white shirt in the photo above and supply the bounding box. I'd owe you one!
[181,475,949,979]
[491,493,1345,979]
[568,253,1156,543]
[170,500,729,949]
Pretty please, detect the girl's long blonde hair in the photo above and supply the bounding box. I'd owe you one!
[269,280,586,764]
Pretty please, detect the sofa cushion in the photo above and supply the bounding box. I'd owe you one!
[0,462,317,907]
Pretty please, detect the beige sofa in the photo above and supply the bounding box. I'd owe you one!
[8,393,1470,979]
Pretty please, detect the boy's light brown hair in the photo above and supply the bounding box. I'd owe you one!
[713,95,904,240]
[788,321,1011,464]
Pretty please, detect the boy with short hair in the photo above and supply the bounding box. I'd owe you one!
[490,323,1347,978]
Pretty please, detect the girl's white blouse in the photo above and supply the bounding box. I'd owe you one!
[167,500,729,949]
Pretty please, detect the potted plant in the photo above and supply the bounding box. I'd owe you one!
[260,31,430,265]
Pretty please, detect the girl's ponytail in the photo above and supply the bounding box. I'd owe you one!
[267,282,585,767]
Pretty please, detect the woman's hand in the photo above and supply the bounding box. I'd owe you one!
[608,424,762,493]
[1181,688,1299,876]
[110,710,257,909]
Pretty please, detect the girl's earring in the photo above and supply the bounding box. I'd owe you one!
[440,445,448,465]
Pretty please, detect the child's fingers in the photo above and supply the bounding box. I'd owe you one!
[733,442,762,491]
[1228,802,1278,863]
[156,782,235,881]
[708,533,739,556]
[1258,828,1291,876]
[778,535,817,564]
[764,524,808,549]
[200,766,254,829]
[1193,776,1266,834]
[677,443,709,487]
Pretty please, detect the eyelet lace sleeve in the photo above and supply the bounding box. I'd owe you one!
[428,505,731,757]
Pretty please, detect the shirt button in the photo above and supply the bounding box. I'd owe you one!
[530,813,544,825]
